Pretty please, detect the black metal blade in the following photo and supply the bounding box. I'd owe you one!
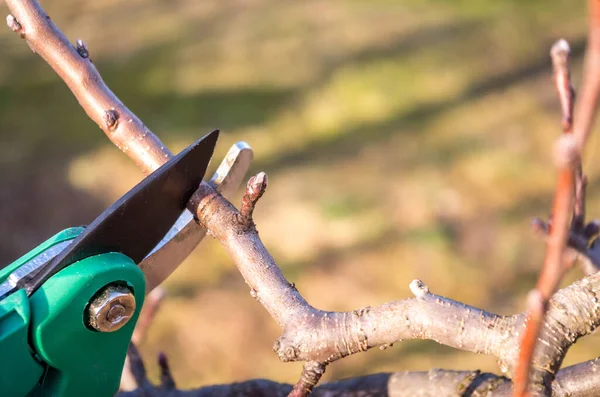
[23,129,219,296]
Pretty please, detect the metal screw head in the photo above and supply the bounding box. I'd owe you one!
[87,285,136,332]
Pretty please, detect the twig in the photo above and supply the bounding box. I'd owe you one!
[573,0,600,151]
[132,287,166,345]
[126,344,150,389]
[121,287,166,391]
[288,362,326,397]
[158,352,176,390]
[514,137,577,397]
[551,39,575,134]
[239,172,268,227]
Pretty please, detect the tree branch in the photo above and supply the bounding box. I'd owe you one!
[239,172,268,229]
[514,137,577,397]
[573,0,600,152]
[4,0,170,174]
[115,358,600,397]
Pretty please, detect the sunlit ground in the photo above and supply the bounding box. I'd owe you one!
[0,0,598,388]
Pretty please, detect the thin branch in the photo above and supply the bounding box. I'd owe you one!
[573,0,600,151]
[288,362,326,397]
[239,172,268,228]
[125,343,150,390]
[121,287,166,391]
[551,39,575,134]
[514,137,577,397]
[158,352,176,390]
[132,287,166,345]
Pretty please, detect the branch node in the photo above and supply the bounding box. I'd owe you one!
[272,339,281,353]
[410,279,430,298]
[104,109,119,131]
[6,14,23,37]
[379,343,394,351]
[76,39,89,58]
[352,306,371,317]
[553,134,579,170]
[284,345,298,361]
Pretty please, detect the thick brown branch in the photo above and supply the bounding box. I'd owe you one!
[115,359,600,397]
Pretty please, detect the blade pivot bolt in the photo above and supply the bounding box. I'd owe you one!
[87,285,136,332]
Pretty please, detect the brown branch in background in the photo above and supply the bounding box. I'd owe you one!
[120,287,166,391]
[132,287,166,345]
[158,352,176,391]
[120,344,177,395]
[115,358,600,397]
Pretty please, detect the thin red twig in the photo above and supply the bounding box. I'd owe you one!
[514,138,577,397]
[573,0,600,151]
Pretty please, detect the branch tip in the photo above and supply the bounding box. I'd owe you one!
[240,172,268,224]
[410,279,429,298]
[551,39,570,62]
[6,14,22,36]
[248,172,268,198]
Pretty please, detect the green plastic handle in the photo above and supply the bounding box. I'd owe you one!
[0,229,146,397]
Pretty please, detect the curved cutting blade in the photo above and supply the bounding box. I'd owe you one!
[22,129,219,296]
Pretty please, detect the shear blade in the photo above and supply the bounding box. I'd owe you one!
[140,141,253,294]
[22,129,219,296]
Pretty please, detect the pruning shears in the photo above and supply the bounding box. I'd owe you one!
[0,130,251,397]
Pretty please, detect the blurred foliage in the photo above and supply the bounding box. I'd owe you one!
[1,0,599,389]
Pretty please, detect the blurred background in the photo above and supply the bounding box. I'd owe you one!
[0,0,597,389]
